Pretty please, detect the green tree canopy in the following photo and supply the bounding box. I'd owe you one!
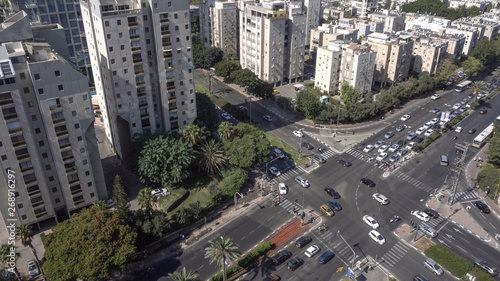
[249,80,274,99]
[168,267,199,281]
[138,135,194,187]
[128,209,170,247]
[434,59,458,87]
[340,83,362,104]
[205,236,240,281]
[218,121,233,141]
[195,92,219,130]
[137,187,155,210]
[220,167,249,197]
[402,0,481,20]
[462,56,485,77]
[43,209,137,281]
[197,47,224,69]
[181,124,209,147]
[230,69,259,89]
[296,90,321,118]
[276,96,293,112]
[195,139,227,175]
[223,123,270,168]
[112,175,130,219]
[214,60,241,78]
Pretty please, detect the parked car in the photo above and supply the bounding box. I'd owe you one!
[325,188,341,198]
[474,201,490,213]
[431,94,440,100]
[389,144,399,153]
[26,259,39,276]
[455,127,463,133]
[479,109,488,114]
[416,127,426,135]
[272,250,292,265]
[318,251,335,264]
[474,259,498,276]
[221,112,231,120]
[406,142,416,150]
[424,129,434,137]
[263,274,280,281]
[304,245,320,257]
[407,132,417,140]
[423,258,444,276]
[327,200,342,211]
[415,137,424,143]
[372,193,389,205]
[368,230,386,245]
[295,236,312,248]
[397,148,409,156]
[362,215,380,229]
[378,145,389,153]
[263,115,273,122]
[287,257,304,271]
[389,154,400,162]
[151,188,169,197]
[360,178,376,187]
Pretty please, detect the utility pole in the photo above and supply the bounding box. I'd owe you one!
[449,141,470,206]
[337,230,356,269]
[298,129,303,160]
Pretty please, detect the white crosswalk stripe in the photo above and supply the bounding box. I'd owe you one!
[393,171,434,193]
[345,148,387,170]
[380,241,410,268]
[420,216,447,229]
[320,150,336,159]
[272,195,303,214]
[454,189,479,202]
[270,166,306,183]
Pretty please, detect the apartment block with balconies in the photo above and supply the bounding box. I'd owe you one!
[0,40,105,233]
[80,0,196,168]
[211,1,239,57]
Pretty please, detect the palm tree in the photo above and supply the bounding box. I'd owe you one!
[91,200,108,210]
[15,224,46,280]
[182,124,208,146]
[0,244,21,280]
[137,187,155,210]
[218,122,233,141]
[168,267,199,281]
[471,80,487,103]
[204,235,240,281]
[206,70,215,94]
[195,139,227,176]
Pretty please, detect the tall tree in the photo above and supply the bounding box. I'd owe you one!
[92,200,108,211]
[16,224,45,280]
[182,124,209,147]
[200,47,224,68]
[296,90,321,118]
[276,96,294,113]
[471,80,487,102]
[137,187,155,211]
[462,56,485,77]
[249,80,274,99]
[218,121,233,141]
[195,139,227,176]
[488,134,500,168]
[0,244,21,280]
[195,92,219,130]
[168,267,200,281]
[230,69,259,89]
[138,135,194,187]
[204,236,241,281]
[113,175,130,219]
[43,209,137,281]
[340,83,362,104]
[214,60,241,78]
[223,123,270,168]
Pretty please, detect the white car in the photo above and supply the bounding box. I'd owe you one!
[378,145,389,153]
[374,141,386,148]
[424,129,434,137]
[406,142,416,150]
[411,211,430,222]
[151,188,169,197]
[369,230,386,245]
[430,118,440,124]
[455,126,463,133]
[263,115,273,122]
[431,94,440,100]
[304,245,320,257]
[363,215,380,229]
[363,145,375,153]
[453,103,461,110]
[416,127,426,135]
[293,130,304,138]
[278,183,287,195]
[372,193,389,205]
[376,153,388,161]
[269,166,281,176]
[424,122,433,129]
[388,144,399,153]
[439,120,448,127]
[401,114,411,121]
[221,112,231,120]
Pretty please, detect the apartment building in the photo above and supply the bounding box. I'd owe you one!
[405,15,451,33]
[322,6,355,21]
[338,18,384,39]
[13,0,91,69]
[410,35,448,74]
[199,0,215,47]
[239,0,306,86]
[365,32,413,87]
[314,41,375,94]
[309,24,358,55]
[0,12,106,232]
[351,0,377,17]
[211,1,239,56]
[445,25,479,56]
[304,0,321,49]
[449,0,485,12]
[367,10,406,32]
[80,0,196,168]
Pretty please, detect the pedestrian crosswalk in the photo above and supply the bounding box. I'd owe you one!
[420,216,447,230]
[345,148,386,170]
[271,166,306,183]
[313,229,358,265]
[393,171,434,193]
[379,241,411,268]
[275,195,303,213]
[454,189,479,202]
[318,149,336,159]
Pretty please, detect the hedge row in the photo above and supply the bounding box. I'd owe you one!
[424,245,493,280]
[414,132,441,152]
[210,266,238,281]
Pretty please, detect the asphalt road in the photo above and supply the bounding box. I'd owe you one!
[152,70,500,281]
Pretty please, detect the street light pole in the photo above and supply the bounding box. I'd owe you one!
[298,129,303,160]
[264,157,281,192]
[337,230,356,269]
[403,126,411,149]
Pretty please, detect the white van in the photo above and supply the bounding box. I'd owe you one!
[294,84,306,91]
[440,155,449,167]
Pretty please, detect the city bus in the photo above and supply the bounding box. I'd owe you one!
[472,124,495,148]
[455,80,472,92]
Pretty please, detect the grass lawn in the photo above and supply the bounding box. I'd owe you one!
[195,82,209,94]
[265,131,307,165]
[168,173,214,215]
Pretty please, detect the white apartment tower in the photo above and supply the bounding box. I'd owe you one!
[314,41,343,93]
[340,44,376,94]
[303,0,321,49]
[0,13,106,231]
[211,1,239,56]
[80,0,196,168]
[239,0,306,86]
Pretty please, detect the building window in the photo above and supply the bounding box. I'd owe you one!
[143,15,148,20]
[83,95,88,101]
[85,171,90,176]
[175,26,179,31]
[121,45,125,50]
[90,192,95,197]
[117,20,121,25]
[80,148,85,153]
[119,32,123,38]
[69,97,74,103]
[107,34,111,39]
[72,111,77,117]
[122,57,126,62]
[1,155,6,161]
[18,204,23,209]
[35,128,41,134]
[32,115,37,121]
[58,85,64,91]
[75,123,80,129]
[20,73,26,79]
[132,123,136,127]
[83,159,88,165]
[191,99,194,103]
[185,24,188,29]
[105,21,109,27]
[52,187,57,192]
[124,69,128,74]
[88,182,93,187]
[49,176,54,181]
[38,88,44,95]
[45,164,51,170]
[111,59,115,64]
[77,136,82,141]
[146,39,151,44]
[55,198,60,203]
[145,27,149,32]
[55,70,61,77]
[23,87,30,93]
[176,37,180,42]
[42,153,48,159]
[34,73,40,80]
[21,215,27,220]
[186,36,190,41]
[109,47,113,52]
[168,2,172,7]
[39,140,44,146]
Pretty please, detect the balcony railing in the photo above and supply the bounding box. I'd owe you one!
[138,101,148,107]
[56,130,68,137]
[134,69,144,75]
[9,128,22,134]
[128,21,138,26]
[24,178,37,184]
[16,153,30,160]
[52,117,65,124]
[68,178,79,184]
[0,98,14,106]
[35,211,47,218]
[133,58,142,63]
[130,34,140,39]
[168,95,176,100]
[49,104,62,110]
[161,29,171,35]
[169,106,177,111]
[137,91,147,97]
[3,113,18,120]
[62,155,74,162]
[140,112,149,117]
[21,166,34,173]
[160,18,169,23]
[167,85,175,91]
[136,81,145,86]
[59,143,71,149]
[131,46,141,52]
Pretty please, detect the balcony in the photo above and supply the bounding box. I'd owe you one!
[27,185,40,195]
[3,113,18,120]
[161,29,171,35]
[128,21,138,27]
[162,40,172,48]
[167,85,175,91]
[130,34,140,39]
[16,153,29,160]
[138,101,148,107]
[168,105,177,111]
[168,95,176,101]
[34,210,48,218]
[0,98,13,106]
[56,130,68,137]
[133,57,142,63]
[163,51,172,58]
[160,17,169,23]
[25,1,37,8]
[68,177,79,184]
[131,46,141,52]
[171,122,179,130]
[59,143,71,149]
[21,166,34,173]
[140,112,149,118]
[53,118,65,124]
[136,80,145,86]
[24,178,37,185]
[134,69,144,75]
[12,140,26,147]
[137,91,147,97]
[62,155,74,162]
[49,104,62,110]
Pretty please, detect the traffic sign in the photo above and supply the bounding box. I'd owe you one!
[347,268,355,280]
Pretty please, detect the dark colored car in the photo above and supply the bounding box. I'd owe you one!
[327,200,342,211]
[337,159,352,167]
[413,275,429,281]
[302,142,314,150]
[415,137,424,143]
[318,251,335,264]
[479,109,488,114]
[474,259,498,276]
[397,139,405,146]
[396,125,405,132]
[287,257,304,271]
[360,178,376,187]
[468,128,477,134]
[325,188,341,199]
[263,274,280,281]
[432,124,441,130]
[295,236,312,248]
[423,208,439,218]
[474,201,490,213]
[313,154,326,164]
[271,250,292,265]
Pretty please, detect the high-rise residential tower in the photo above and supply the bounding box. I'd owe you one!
[0,11,106,232]
[80,0,196,168]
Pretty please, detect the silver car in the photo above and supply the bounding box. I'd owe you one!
[423,258,444,276]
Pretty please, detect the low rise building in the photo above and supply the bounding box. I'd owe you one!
[338,18,384,39]
[310,24,358,56]
[410,35,448,74]
[405,15,451,33]
[367,9,406,32]
[445,25,480,56]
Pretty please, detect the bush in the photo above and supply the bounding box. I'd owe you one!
[158,189,190,212]
[237,241,273,268]
[425,245,472,277]
[476,164,500,195]
[210,266,238,281]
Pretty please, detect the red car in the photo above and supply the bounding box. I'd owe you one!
[263,274,280,281]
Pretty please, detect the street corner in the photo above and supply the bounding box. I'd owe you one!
[350,255,391,281]
[393,223,413,241]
